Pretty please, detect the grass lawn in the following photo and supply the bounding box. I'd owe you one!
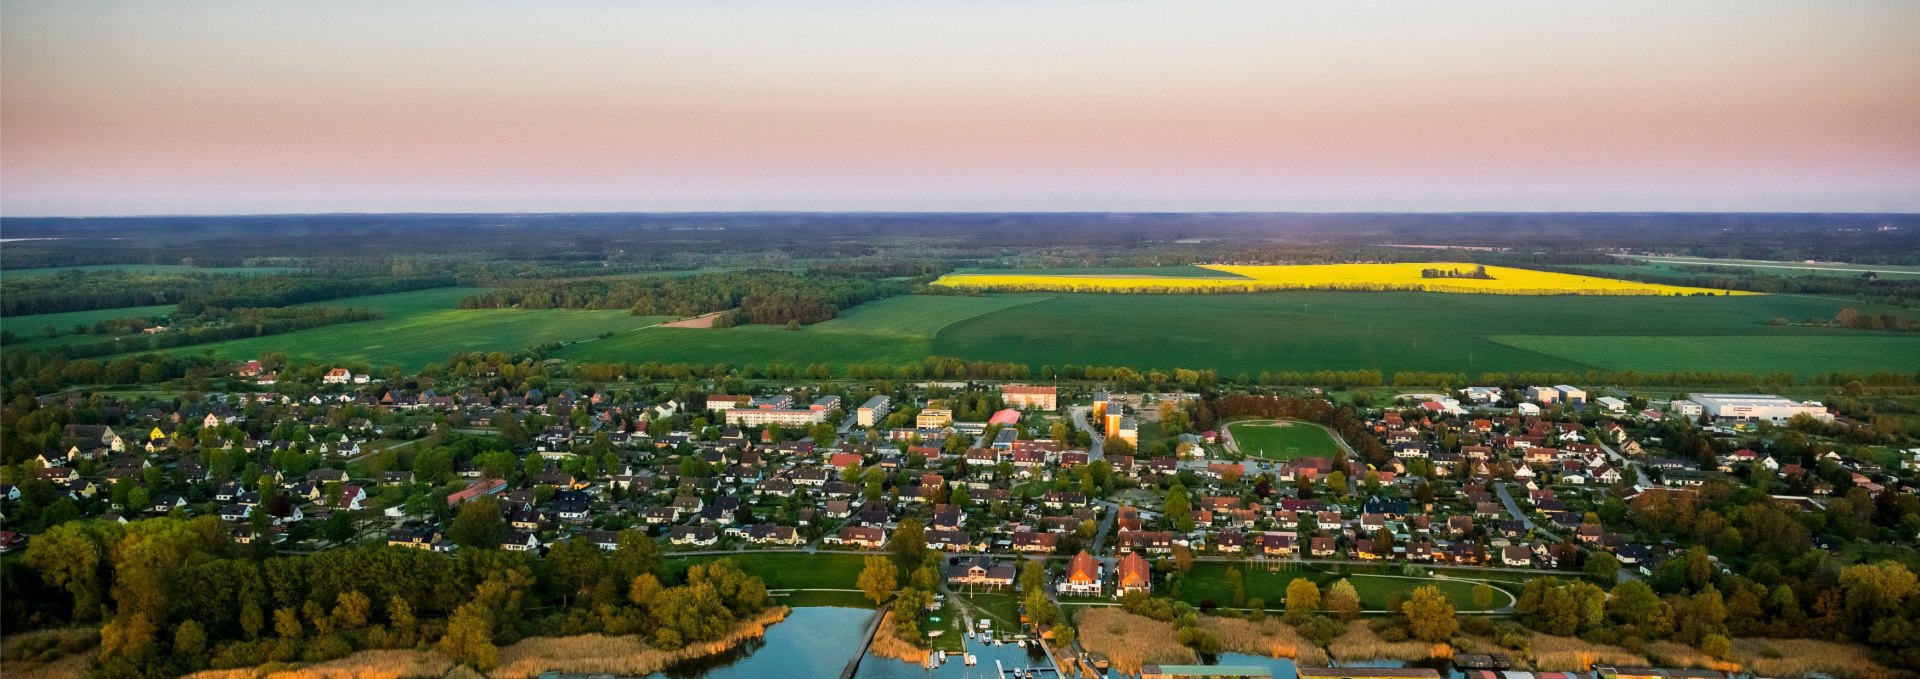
[1226,420,1342,460]
[775,589,875,608]
[956,590,1024,632]
[666,552,867,591]
[1178,563,1507,611]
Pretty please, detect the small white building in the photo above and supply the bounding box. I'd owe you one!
[1594,396,1628,413]
[1517,403,1542,416]
[1670,399,1703,417]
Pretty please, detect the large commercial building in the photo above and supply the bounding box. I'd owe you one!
[724,396,841,427]
[1001,384,1059,410]
[1690,394,1833,423]
[917,403,954,429]
[857,395,890,427]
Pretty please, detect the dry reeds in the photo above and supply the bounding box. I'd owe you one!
[1644,641,1741,671]
[867,611,927,665]
[1524,633,1647,671]
[489,606,789,679]
[1327,620,1445,663]
[1732,638,1906,679]
[1073,607,1195,676]
[1197,615,1329,666]
[0,627,98,679]
[179,650,454,679]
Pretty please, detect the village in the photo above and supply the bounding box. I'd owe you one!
[5,356,1900,602]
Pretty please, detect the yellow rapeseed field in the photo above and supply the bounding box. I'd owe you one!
[933,262,1749,296]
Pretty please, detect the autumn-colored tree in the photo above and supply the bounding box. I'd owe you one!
[859,555,898,604]
[1286,578,1321,617]
[1402,584,1458,642]
[439,603,498,670]
[1324,579,1361,620]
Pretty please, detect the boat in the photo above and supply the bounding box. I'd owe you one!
[965,654,977,666]
[937,650,947,664]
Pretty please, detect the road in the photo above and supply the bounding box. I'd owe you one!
[1089,500,1118,553]
[1495,482,1562,543]
[1069,406,1105,460]
[1594,437,1652,488]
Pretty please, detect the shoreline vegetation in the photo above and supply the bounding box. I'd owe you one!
[156,607,792,679]
[867,610,929,666]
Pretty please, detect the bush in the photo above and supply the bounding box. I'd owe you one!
[1459,615,1495,637]
[1292,614,1347,647]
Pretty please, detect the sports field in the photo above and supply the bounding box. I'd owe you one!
[934,262,1742,296]
[1226,420,1343,460]
[131,287,670,370]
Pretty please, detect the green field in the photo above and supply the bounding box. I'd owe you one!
[1226,420,1342,460]
[928,292,1920,377]
[0,264,306,280]
[1179,563,1508,612]
[113,287,670,371]
[1614,256,1920,279]
[955,266,1249,278]
[555,294,1048,367]
[2,304,179,350]
[1487,334,1920,375]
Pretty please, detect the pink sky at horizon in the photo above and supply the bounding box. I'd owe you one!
[3,1,1918,216]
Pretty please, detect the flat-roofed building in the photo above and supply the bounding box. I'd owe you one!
[1001,384,1058,410]
[857,395,891,427]
[1691,393,1832,422]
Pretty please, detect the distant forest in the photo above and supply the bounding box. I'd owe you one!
[5,213,1918,271]
[456,270,923,325]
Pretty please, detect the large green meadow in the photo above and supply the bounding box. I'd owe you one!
[140,287,668,370]
[40,284,1920,378]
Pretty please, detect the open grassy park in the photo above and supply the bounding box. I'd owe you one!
[665,551,866,591]
[1176,562,1512,612]
[1226,420,1342,460]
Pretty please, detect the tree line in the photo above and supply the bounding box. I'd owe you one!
[457,270,919,326]
[14,516,774,677]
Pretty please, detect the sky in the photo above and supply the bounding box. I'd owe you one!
[3,1,1918,216]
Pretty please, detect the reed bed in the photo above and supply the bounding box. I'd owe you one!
[208,650,457,679]
[867,611,928,665]
[1524,633,1647,670]
[1644,641,1739,671]
[1197,615,1329,666]
[1732,638,1907,679]
[1074,608,1195,677]
[1326,621,1447,663]
[1,627,98,679]
[490,606,789,679]
[0,653,91,679]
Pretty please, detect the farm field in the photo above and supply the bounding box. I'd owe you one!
[934,262,1743,296]
[125,287,669,370]
[1613,255,1920,278]
[1,304,179,351]
[1488,335,1920,375]
[1226,420,1343,460]
[953,265,1249,278]
[930,291,1919,377]
[0,263,307,280]
[554,294,1047,368]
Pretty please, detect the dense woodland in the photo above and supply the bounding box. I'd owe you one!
[0,269,455,316]
[7,515,770,677]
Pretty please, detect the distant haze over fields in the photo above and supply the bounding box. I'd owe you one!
[3,1,1918,216]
